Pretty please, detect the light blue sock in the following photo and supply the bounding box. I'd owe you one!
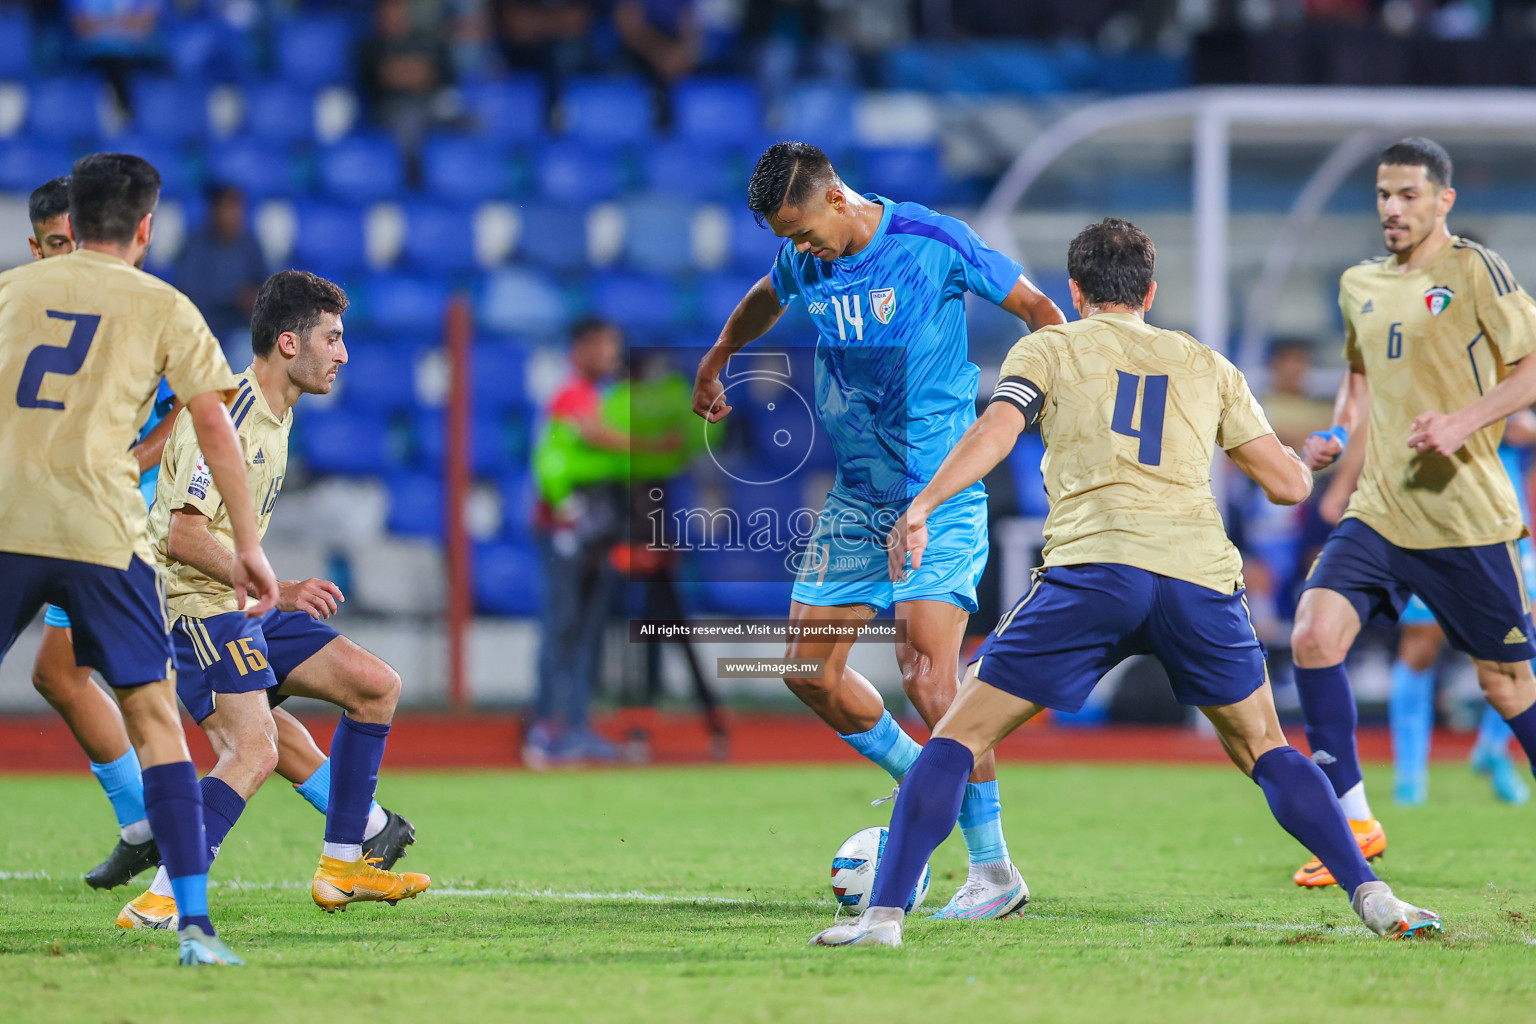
[168,872,210,921]
[1388,661,1434,786]
[839,711,921,782]
[293,757,333,813]
[1475,703,1515,754]
[89,748,146,828]
[958,780,1009,865]
[293,757,382,825]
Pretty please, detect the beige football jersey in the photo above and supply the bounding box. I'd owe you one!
[150,367,291,620]
[996,312,1274,593]
[0,249,237,568]
[1339,237,1536,549]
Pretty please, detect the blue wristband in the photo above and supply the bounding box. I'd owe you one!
[1310,425,1348,448]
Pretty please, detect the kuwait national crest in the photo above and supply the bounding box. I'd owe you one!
[1424,286,1454,316]
[869,287,896,325]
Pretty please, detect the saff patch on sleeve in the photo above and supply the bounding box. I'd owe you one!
[188,451,211,500]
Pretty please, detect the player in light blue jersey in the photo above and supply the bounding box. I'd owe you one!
[1385,413,1536,806]
[693,142,1065,918]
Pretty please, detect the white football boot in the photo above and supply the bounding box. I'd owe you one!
[1351,880,1442,939]
[929,861,1029,920]
[809,907,905,947]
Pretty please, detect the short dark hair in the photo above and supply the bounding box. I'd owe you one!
[1066,218,1156,308]
[570,316,617,345]
[746,141,838,227]
[1379,137,1452,189]
[205,181,241,207]
[68,153,161,245]
[250,270,349,358]
[28,177,70,231]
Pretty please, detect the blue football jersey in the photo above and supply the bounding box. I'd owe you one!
[137,377,176,506]
[769,195,1023,503]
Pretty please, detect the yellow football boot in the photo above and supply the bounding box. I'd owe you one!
[116,890,179,930]
[1293,818,1387,888]
[312,854,430,913]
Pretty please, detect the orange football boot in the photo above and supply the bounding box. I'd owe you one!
[312,854,430,912]
[1293,818,1387,887]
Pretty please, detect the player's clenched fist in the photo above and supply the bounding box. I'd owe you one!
[692,371,731,422]
[1302,429,1345,470]
[1407,410,1470,457]
[278,578,345,619]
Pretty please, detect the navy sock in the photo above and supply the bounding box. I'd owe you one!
[142,761,213,935]
[326,717,391,846]
[1505,704,1536,777]
[1252,746,1377,899]
[1292,664,1363,797]
[198,776,246,864]
[869,738,972,910]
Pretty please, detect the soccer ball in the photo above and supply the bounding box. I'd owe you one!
[829,826,930,913]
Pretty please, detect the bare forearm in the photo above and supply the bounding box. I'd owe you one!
[167,517,235,585]
[998,276,1067,333]
[1452,355,1536,436]
[1333,370,1368,433]
[910,407,1024,519]
[701,278,783,379]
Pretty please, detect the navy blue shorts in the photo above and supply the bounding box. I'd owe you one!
[173,608,338,722]
[1301,518,1536,663]
[968,563,1267,714]
[0,551,171,688]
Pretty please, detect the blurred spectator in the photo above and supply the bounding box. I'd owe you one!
[173,184,268,358]
[614,0,702,122]
[1260,339,1333,450]
[742,0,855,95]
[66,0,166,113]
[360,0,457,158]
[493,0,594,86]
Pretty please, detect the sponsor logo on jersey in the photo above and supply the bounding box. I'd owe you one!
[806,301,829,315]
[253,448,265,465]
[1424,286,1454,316]
[1360,299,1374,314]
[188,452,211,500]
[869,287,896,325]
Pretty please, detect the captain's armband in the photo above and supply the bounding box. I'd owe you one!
[989,375,1045,426]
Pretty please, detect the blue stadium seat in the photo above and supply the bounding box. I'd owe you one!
[727,206,784,272]
[514,204,590,272]
[130,79,209,142]
[290,201,369,276]
[0,139,70,192]
[478,267,570,337]
[420,135,515,205]
[385,471,442,538]
[275,18,356,87]
[698,273,761,327]
[338,343,419,413]
[111,136,195,197]
[244,82,316,144]
[499,471,536,541]
[471,345,529,413]
[0,11,33,77]
[639,141,734,202]
[673,78,762,146]
[400,202,480,274]
[208,138,302,199]
[164,19,251,82]
[780,84,856,142]
[25,79,106,140]
[415,408,519,476]
[622,198,698,274]
[561,77,654,146]
[462,78,545,144]
[857,146,947,205]
[584,271,682,335]
[533,141,622,204]
[473,541,544,615]
[360,273,450,333]
[697,553,794,615]
[295,408,393,475]
[318,134,404,204]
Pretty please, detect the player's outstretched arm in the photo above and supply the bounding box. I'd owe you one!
[185,391,278,615]
[1303,369,1368,470]
[165,508,344,620]
[1228,433,1314,506]
[130,398,183,475]
[997,275,1067,332]
[1410,352,1536,457]
[693,275,785,422]
[888,402,1027,581]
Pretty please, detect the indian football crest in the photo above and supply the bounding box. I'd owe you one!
[1424,286,1454,316]
[869,287,896,325]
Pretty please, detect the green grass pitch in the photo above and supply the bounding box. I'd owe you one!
[2,761,1533,1023]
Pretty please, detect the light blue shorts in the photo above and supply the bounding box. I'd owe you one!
[790,486,989,613]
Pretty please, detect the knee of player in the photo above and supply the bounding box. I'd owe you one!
[353,660,401,715]
[1289,621,1346,667]
[30,663,65,699]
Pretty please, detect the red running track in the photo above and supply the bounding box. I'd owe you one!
[0,710,1476,773]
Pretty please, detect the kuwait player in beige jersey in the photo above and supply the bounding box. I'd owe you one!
[1289,138,1536,888]
[0,153,279,966]
[812,218,1439,948]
